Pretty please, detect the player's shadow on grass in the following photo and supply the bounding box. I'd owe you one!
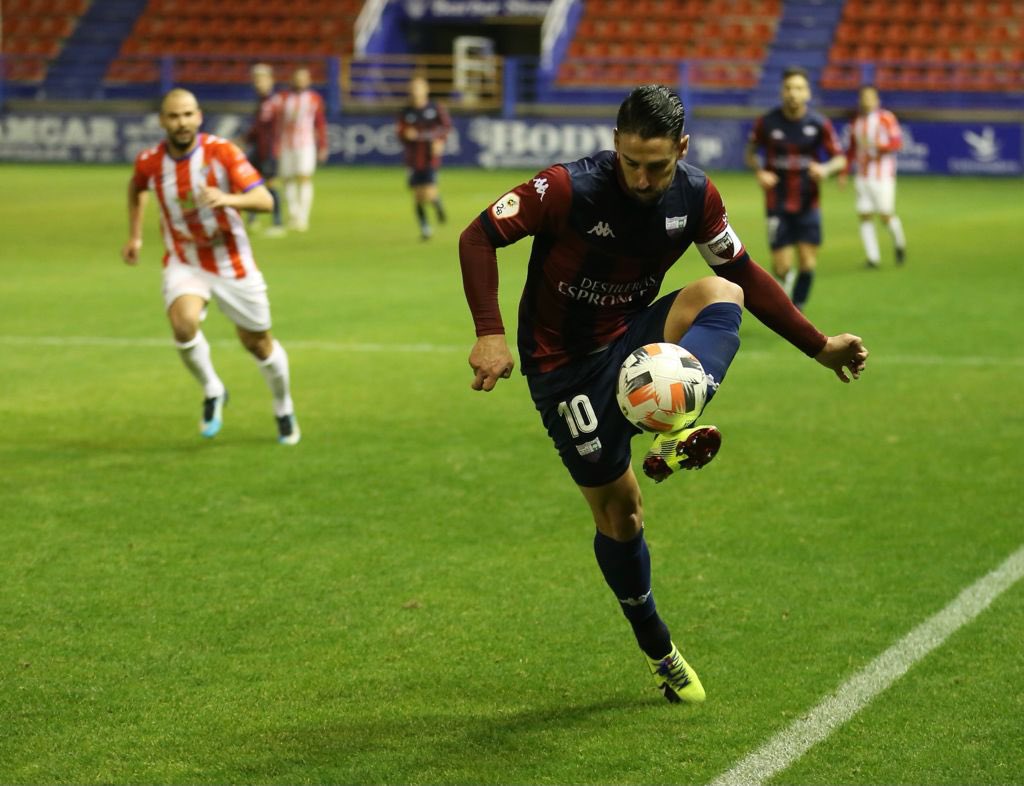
[254,696,660,779]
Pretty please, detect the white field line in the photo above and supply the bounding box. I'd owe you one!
[710,544,1024,786]
[2,335,1023,367]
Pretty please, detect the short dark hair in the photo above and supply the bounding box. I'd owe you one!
[781,66,810,83]
[616,84,685,140]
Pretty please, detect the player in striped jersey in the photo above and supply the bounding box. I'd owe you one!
[121,89,300,445]
[278,67,328,232]
[842,85,907,268]
[745,67,846,311]
[460,85,868,703]
[397,76,452,240]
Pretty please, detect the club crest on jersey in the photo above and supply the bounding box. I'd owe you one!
[587,221,615,238]
[665,215,688,235]
[491,192,519,220]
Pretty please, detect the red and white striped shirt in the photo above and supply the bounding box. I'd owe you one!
[133,133,264,279]
[278,88,327,155]
[847,108,902,180]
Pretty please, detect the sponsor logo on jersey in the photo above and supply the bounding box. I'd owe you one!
[491,192,519,219]
[803,125,818,136]
[576,437,602,461]
[532,176,548,201]
[665,215,688,234]
[587,221,615,238]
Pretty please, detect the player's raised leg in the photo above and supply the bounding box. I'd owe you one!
[168,294,228,438]
[238,327,300,445]
[582,469,706,703]
[643,278,742,482]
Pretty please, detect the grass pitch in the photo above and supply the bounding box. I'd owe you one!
[1,163,1022,785]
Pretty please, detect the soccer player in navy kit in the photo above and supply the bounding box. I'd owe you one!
[245,64,285,236]
[460,85,868,703]
[745,67,846,311]
[397,76,452,240]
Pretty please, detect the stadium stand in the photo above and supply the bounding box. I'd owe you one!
[1,0,1021,110]
[106,0,362,87]
[557,0,781,92]
[0,0,88,84]
[823,0,1024,94]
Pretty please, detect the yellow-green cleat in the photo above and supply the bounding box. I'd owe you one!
[642,424,721,483]
[648,643,706,704]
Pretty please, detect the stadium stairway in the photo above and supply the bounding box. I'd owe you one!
[43,0,149,98]
[751,0,843,104]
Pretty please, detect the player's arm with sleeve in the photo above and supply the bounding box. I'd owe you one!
[201,142,273,212]
[430,103,453,157]
[880,111,903,153]
[812,118,847,180]
[745,119,777,190]
[460,165,571,391]
[122,154,151,265]
[315,95,328,162]
[697,180,868,382]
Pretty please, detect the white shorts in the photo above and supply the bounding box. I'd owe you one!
[162,259,272,332]
[854,176,897,215]
[279,146,317,178]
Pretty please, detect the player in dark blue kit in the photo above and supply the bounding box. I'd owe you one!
[397,76,452,240]
[745,67,846,310]
[245,63,285,237]
[459,85,869,704]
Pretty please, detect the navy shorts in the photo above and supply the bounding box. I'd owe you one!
[251,155,278,181]
[527,291,678,487]
[766,209,821,250]
[408,167,438,187]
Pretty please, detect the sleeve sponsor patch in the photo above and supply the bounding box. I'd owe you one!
[696,224,744,267]
[490,192,520,220]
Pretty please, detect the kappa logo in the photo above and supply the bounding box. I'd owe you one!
[532,176,549,201]
[618,590,652,607]
[587,221,615,238]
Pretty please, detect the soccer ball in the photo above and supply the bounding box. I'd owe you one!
[616,343,708,432]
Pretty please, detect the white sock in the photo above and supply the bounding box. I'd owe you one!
[285,180,300,225]
[299,180,313,226]
[887,215,906,250]
[860,220,880,263]
[257,339,294,418]
[783,267,797,297]
[176,331,225,398]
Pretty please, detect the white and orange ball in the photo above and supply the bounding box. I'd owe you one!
[616,343,708,432]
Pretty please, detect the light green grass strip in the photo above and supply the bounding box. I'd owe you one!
[711,544,1024,786]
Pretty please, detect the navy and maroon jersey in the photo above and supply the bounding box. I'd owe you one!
[473,151,749,375]
[397,101,452,171]
[749,107,843,213]
[246,92,282,164]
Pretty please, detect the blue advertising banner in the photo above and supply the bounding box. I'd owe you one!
[1,111,1021,176]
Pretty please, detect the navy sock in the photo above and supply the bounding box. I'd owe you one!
[415,203,428,229]
[678,302,742,404]
[594,529,672,659]
[433,198,446,223]
[792,271,814,309]
[268,187,282,226]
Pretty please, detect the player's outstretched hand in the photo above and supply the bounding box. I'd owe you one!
[469,335,515,392]
[815,333,869,383]
[121,238,142,265]
[198,185,232,209]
